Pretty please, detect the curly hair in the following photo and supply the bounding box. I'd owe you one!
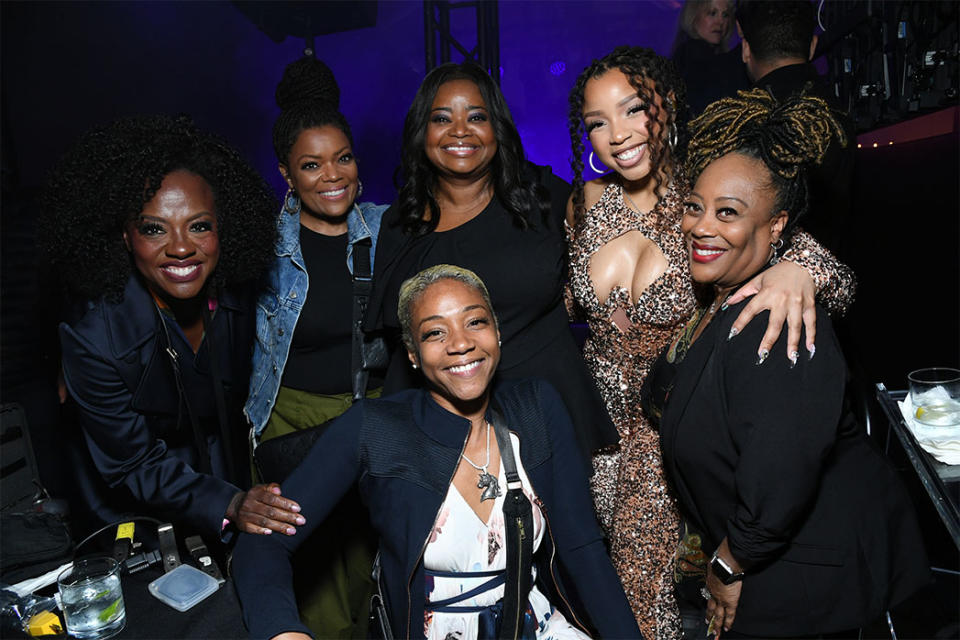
[567,46,689,226]
[687,88,847,241]
[41,115,278,302]
[395,62,550,236]
[272,56,353,166]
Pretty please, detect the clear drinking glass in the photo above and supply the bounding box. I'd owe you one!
[908,367,960,427]
[57,557,126,639]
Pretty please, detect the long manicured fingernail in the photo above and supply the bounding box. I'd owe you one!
[285,527,296,535]
[727,327,739,340]
[291,504,301,512]
[789,350,799,368]
[263,529,273,535]
[807,344,816,360]
[756,349,769,365]
[295,516,305,525]
[720,303,729,311]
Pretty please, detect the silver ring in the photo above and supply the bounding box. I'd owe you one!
[700,586,712,600]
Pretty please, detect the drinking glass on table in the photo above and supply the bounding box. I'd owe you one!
[908,367,960,427]
[57,557,125,639]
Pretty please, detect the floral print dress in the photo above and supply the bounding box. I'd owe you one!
[423,433,590,640]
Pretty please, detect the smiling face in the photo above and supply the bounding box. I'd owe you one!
[425,79,498,181]
[693,0,733,46]
[123,170,219,302]
[406,278,500,417]
[681,153,787,290]
[281,125,358,224]
[583,69,671,186]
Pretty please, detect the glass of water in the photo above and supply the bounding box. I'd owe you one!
[57,557,126,639]
[908,367,960,427]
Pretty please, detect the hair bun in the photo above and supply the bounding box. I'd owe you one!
[275,57,341,111]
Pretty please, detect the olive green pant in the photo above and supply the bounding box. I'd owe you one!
[260,386,381,639]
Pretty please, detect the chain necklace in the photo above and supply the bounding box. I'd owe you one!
[460,421,501,502]
[622,187,645,214]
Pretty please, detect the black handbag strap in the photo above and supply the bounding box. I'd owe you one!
[351,238,373,401]
[202,304,239,486]
[156,306,211,476]
[490,405,533,640]
[155,303,238,486]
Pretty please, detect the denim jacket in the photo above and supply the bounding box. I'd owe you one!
[244,200,386,436]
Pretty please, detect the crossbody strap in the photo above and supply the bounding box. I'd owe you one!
[489,405,533,640]
[156,307,212,476]
[202,305,239,486]
[351,238,373,401]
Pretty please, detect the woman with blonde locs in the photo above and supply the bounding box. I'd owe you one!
[564,46,856,639]
[643,88,927,637]
[232,264,642,640]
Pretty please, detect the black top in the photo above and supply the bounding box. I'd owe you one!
[58,274,252,539]
[365,166,618,457]
[643,300,929,635]
[672,39,750,116]
[754,63,856,256]
[281,228,353,394]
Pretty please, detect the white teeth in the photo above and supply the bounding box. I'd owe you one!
[694,248,724,256]
[320,188,346,197]
[615,144,645,161]
[445,145,474,152]
[448,360,481,374]
[164,265,198,276]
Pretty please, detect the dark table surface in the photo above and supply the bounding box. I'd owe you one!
[876,384,960,551]
[117,563,247,640]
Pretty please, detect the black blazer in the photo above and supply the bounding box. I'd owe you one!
[59,274,254,538]
[651,301,928,636]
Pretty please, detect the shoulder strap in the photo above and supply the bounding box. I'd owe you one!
[351,238,373,401]
[156,307,212,477]
[490,404,533,640]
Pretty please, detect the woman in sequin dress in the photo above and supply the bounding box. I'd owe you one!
[564,47,855,639]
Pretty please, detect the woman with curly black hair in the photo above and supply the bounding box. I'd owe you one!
[365,62,619,461]
[565,46,856,638]
[43,114,304,544]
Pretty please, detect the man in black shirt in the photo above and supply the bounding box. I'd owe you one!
[737,0,856,256]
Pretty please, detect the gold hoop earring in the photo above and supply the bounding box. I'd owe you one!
[283,188,301,215]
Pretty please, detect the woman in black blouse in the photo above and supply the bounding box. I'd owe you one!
[365,62,619,459]
[643,90,928,637]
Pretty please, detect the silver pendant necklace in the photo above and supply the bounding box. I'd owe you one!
[460,421,501,502]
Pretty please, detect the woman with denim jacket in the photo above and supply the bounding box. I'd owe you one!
[243,58,388,639]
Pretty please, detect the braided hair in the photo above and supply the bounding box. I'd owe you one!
[396,62,550,236]
[567,46,689,226]
[687,88,846,238]
[272,56,352,166]
[41,115,277,302]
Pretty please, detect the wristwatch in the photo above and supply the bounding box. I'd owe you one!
[710,550,745,585]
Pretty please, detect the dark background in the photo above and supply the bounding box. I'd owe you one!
[1,1,957,635]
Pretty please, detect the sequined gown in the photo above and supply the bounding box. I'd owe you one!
[566,181,858,640]
[566,182,692,640]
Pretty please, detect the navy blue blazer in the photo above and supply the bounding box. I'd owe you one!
[59,274,254,538]
[651,301,929,635]
[232,378,642,640]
